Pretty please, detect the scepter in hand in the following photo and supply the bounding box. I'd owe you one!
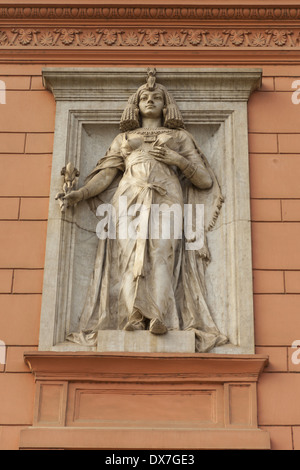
[55,162,80,212]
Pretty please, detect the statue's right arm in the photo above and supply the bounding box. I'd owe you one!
[63,167,119,207]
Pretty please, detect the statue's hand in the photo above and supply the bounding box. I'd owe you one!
[61,189,83,208]
[149,146,186,169]
[55,192,66,201]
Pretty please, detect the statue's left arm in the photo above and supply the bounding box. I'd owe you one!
[178,156,212,189]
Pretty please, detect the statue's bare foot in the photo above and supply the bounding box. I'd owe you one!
[149,318,167,335]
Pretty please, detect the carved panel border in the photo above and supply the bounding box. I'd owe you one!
[0,27,299,49]
[1,5,300,22]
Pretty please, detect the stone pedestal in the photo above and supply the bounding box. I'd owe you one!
[97,330,195,353]
[20,352,270,450]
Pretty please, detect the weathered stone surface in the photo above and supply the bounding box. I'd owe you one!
[97,330,195,353]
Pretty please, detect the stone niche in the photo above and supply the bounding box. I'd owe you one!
[38,67,261,355]
[21,68,270,450]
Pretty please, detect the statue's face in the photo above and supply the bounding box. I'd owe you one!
[138,90,165,119]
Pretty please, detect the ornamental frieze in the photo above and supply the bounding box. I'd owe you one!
[1,6,300,21]
[0,28,299,48]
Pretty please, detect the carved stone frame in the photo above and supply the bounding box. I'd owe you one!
[39,67,262,354]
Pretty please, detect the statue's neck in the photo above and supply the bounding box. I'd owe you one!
[141,117,162,129]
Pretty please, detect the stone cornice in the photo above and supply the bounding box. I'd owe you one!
[42,67,262,102]
[24,351,269,381]
[1,4,300,63]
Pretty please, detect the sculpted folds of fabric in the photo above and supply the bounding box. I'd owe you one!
[61,69,228,353]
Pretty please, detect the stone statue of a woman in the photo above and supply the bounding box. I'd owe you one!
[62,69,228,353]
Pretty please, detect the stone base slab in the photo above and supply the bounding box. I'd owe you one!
[20,351,270,450]
[97,330,195,353]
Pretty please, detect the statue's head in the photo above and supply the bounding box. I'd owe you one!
[120,68,185,132]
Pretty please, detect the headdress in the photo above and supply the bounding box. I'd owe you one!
[120,68,185,132]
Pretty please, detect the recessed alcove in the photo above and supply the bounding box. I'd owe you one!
[38,67,261,354]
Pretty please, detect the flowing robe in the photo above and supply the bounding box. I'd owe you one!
[67,127,228,352]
